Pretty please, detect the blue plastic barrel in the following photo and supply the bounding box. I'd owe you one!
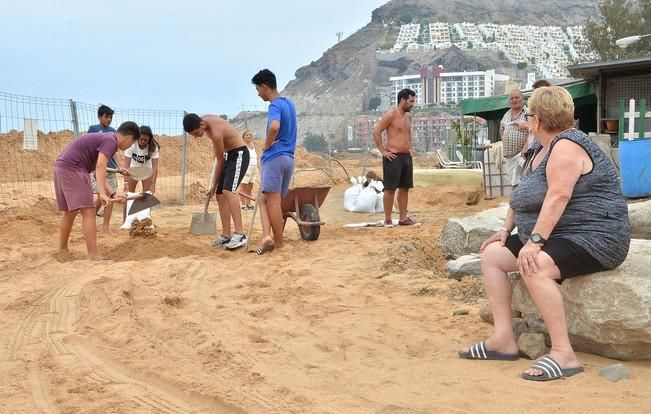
[619,138,651,197]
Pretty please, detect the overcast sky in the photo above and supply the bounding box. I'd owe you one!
[0,0,387,117]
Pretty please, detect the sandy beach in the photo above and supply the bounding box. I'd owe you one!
[0,170,650,414]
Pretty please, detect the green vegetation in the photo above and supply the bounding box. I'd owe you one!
[368,96,382,111]
[584,0,651,60]
[303,133,328,153]
[516,61,527,69]
[399,13,413,24]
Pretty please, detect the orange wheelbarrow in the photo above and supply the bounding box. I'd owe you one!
[281,185,331,241]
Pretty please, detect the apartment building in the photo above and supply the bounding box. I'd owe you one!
[429,22,452,48]
[390,68,496,106]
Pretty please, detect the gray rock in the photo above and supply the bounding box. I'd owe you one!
[517,333,547,360]
[453,309,470,316]
[512,239,651,360]
[478,299,521,324]
[628,200,651,240]
[437,209,507,258]
[444,255,482,279]
[512,317,528,340]
[599,363,631,382]
[478,299,493,323]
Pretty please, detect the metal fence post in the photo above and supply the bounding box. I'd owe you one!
[180,111,188,205]
[327,134,333,176]
[362,119,371,176]
[69,99,80,138]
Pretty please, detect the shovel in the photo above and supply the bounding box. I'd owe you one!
[111,193,160,215]
[110,193,160,215]
[107,166,153,181]
[190,159,217,235]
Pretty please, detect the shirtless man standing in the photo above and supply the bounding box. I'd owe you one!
[183,114,249,249]
[373,88,417,227]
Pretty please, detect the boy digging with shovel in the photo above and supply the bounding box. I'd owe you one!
[183,114,249,250]
[54,122,140,260]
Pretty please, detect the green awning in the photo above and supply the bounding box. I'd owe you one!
[461,80,597,120]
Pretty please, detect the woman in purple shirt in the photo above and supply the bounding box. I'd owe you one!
[54,121,139,260]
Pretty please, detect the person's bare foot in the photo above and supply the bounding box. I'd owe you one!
[256,238,275,255]
[88,254,107,261]
[101,227,111,234]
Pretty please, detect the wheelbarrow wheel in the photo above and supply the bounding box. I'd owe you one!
[299,203,320,241]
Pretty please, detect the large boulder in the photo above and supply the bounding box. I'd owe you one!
[439,200,651,261]
[512,239,651,361]
[628,200,651,240]
[437,205,508,258]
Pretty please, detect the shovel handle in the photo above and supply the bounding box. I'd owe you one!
[110,193,146,203]
[203,158,218,214]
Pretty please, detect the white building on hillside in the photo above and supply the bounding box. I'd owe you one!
[393,23,421,51]
[429,22,451,48]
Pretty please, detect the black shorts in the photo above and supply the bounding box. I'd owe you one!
[216,146,249,194]
[505,234,606,283]
[383,153,413,190]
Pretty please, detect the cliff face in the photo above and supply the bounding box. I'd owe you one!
[238,0,600,139]
[370,0,598,26]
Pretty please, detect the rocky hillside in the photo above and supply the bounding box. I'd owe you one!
[235,0,600,139]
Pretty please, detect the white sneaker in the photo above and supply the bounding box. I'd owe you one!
[211,235,231,249]
[225,233,247,250]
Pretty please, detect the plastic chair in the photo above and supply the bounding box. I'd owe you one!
[436,149,464,169]
[455,150,483,170]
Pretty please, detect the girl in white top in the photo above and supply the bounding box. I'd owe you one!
[239,129,258,210]
[122,125,160,193]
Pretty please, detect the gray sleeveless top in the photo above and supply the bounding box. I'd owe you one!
[510,129,630,268]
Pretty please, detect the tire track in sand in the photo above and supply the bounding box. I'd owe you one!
[9,273,245,414]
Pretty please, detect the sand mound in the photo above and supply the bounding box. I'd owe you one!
[380,239,437,272]
[186,181,208,203]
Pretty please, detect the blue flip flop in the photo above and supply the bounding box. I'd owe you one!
[521,355,584,381]
[458,341,519,361]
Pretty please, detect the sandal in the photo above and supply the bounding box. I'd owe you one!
[255,240,275,256]
[521,355,584,381]
[458,341,519,361]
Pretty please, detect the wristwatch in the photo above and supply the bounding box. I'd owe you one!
[530,233,547,245]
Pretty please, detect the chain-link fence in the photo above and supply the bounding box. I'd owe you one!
[0,91,221,212]
[0,91,483,214]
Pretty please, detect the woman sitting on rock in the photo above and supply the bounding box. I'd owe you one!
[459,86,630,381]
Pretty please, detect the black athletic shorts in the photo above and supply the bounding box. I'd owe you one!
[505,234,606,283]
[216,146,249,195]
[383,152,413,190]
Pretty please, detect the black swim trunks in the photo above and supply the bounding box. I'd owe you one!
[383,152,413,190]
[216,146,249,194]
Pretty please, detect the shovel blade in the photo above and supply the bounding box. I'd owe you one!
[190,212,217,235]
[128,193,160,215]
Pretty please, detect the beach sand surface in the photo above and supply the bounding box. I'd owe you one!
[0,171,649,414]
